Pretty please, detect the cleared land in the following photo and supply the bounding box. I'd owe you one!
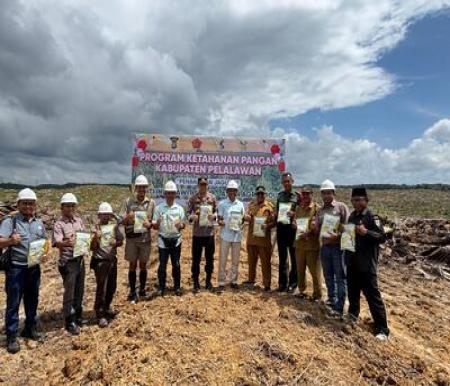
[0,186,449,385]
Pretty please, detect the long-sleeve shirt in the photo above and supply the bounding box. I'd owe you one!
[345,208,386,273]
[246,199,274,247]
[187,192,217,237]
[217,198,245,243]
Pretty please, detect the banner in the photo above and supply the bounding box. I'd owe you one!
[131,134,287,201]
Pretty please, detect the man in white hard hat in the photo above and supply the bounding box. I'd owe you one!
[152,181,186,296]
[52,192,87,335]
[90,202,124,328]
[216,180,245,291]
[187,176,217,293]
[119,174,155,303]
[313,179,350,317]
[0,188,48,354]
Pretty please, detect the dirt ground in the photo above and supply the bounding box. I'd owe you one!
[0,226,449,386]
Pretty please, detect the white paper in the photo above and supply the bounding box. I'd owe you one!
[100,224,116,249]
[133,211,147,233]
[253,216,267,237]
[199,204,213,227]
[162,213,180,234]
[278,202,292,225]
[228,211,243,231]
[295,218,309,241]
[73,232,91,257]
[341,224,356,252]
[320,214,340,239]
[28,239,47,267]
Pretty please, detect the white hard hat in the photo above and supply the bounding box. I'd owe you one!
[61,193,78,205]
[98,202,113,214]
[226,180,239,190]
[135,175,149,186]
[17,188,37,201]
[320,179,336,191]
[164,180,177,192]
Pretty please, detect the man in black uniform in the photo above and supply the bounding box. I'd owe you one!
[346,187,390,340]
[275,172,300,292]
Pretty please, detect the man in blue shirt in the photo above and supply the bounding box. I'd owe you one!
[0,188,48,354]
[152,181,186,296]
[217,180,245,291]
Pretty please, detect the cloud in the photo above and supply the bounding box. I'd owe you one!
[281,118,450,184]
[0,0,449,184]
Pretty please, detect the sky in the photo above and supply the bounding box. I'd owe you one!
[0,0,450,185]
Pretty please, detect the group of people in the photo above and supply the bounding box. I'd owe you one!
[0,172,390,354]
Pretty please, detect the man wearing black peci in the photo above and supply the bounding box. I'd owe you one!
[345,187,390,341]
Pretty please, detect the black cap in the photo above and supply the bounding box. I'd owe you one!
[301,185,313,193]
[256,185,266,193]
[198,176,208,184]
[352,187,368,198]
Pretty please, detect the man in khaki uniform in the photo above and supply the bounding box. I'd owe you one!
[293,185,322,300]
[120,175,155,303]
[244,186,275,291]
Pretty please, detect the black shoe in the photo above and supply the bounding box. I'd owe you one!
[127,291,138,304]
[231,283,239,290]
[205,281,213,291]
[287,286,297,293]
[216,285,225,293]
[6,335,20,354]
[104,309,119,319]
[21,325,43,341]
[175,288,182,296]
[193,280,200,293]
[276,286,287,292]
[139,290,150,300]
[65,320,80,336]
[156,289,165,297]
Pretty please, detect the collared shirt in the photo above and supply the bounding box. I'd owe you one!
[152,201,186,249]
[217,198,245,243]
[295,202,320,251]
[346,208,386,273]
[276,189,300,229]
[316,200,350,245]
[246,199,274,247]
[317,200,350,228]
[0,213,46,266]
[52,215,86,263]
[119,195,155,243]
[187,191,217,237]
[92,222,124,260]
[276,189,300,214]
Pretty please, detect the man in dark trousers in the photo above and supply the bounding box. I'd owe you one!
[187,177,217,293]
[275,172,300,292]
[346,187,390,341]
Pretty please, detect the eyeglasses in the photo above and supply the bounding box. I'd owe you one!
[20,201,36,206]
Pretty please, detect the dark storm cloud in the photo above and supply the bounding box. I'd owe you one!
[0,0,449,185]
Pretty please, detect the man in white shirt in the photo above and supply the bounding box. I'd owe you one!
[217,180,245,291]
[152,181,186,296]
